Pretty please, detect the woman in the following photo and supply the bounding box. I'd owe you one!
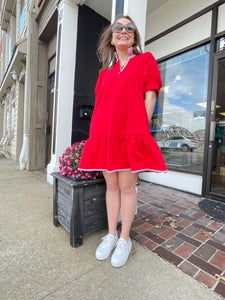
[78,15,167,267]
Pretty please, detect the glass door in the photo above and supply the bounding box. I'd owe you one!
[208,55,225,201]
[46,88,54,166]
[45,54,55,167]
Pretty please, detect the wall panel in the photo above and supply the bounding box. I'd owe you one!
[217,3,225,34]
[146,0,216,40]
[145,12,212,59]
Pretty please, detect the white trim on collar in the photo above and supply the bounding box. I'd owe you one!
[115,47,136,72]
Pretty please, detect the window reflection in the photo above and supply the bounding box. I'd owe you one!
[19,0,25,36]
[152,44,210,172]
[8,34,11,63]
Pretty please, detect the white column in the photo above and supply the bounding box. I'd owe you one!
[111,0,147,50]
[47,0,78,184]
[123,0,147,51]
[111,0,117,23]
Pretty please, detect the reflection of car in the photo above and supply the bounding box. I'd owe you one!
[151,126,199,152]
[166,135,199,151]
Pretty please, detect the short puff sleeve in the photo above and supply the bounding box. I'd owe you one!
[144,52,162,97]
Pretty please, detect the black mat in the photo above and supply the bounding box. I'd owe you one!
[199,198,225,222]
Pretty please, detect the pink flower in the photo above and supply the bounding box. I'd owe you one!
[59,140,103,180]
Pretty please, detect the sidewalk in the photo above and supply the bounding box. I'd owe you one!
[0,158,223,300]
[131,183,225,298]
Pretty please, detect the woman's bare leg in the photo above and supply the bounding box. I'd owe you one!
[118,171,138,242]
[103,171,120,236]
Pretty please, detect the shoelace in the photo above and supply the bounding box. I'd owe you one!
[101,234,116,246]
[115,239,127,253]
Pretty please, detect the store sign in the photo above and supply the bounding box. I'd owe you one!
[193,111,206,120]
[219,120,225,126]
[217,37,225,52]
[219,38,225,52]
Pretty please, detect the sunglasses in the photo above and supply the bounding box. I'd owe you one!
[112,22,136,34]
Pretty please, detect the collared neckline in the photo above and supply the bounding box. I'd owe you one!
[115,47,136,62]
[115,47,136,72]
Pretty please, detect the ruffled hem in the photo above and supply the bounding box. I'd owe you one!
[78,134,167,173]
[78,168,168,174]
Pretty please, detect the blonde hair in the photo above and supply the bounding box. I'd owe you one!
[97,15,142,70]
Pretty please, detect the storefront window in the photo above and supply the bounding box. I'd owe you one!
[6,98,9,136]
[49,55,56,75]
[152,44,210,173]
[8,29,11,63]
[10,92,15,138]
[19,0,25,36]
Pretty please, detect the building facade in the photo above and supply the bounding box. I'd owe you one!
[0,0,224,202]
[0,0,28,161]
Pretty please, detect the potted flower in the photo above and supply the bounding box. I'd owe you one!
[58,140,103,181]
[51,140,107,248]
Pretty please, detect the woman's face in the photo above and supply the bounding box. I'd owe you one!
[111,18,135,52]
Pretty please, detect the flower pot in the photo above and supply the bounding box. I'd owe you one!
[51,172,107,247]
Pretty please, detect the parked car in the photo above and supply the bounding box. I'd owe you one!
[151,126,199,152]
[165,135,199,151]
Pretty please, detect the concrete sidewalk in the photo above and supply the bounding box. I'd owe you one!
[0,158,222,300]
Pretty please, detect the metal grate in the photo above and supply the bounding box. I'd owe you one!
[216,36,225,52]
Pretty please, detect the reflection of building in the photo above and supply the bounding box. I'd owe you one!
[0,0,225,202]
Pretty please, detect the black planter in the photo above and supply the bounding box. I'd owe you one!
[51,172,107,247]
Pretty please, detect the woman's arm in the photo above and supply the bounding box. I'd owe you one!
[144,90,157,123]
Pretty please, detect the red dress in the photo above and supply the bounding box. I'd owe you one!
[78,51,167,173]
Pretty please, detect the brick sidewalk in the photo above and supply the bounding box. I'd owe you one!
[131,182,225,299]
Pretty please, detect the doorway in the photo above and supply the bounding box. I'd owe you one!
[207,54,225,201]
[72,5,110,143]
[45,54,55,166]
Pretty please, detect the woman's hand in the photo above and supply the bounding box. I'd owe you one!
[144,90,157,123]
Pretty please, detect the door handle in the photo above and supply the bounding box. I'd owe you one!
[210,121,216,142]
[45,124,51,135]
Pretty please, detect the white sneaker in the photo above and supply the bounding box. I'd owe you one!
[95,232,118,260]
[111,238,132,268]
